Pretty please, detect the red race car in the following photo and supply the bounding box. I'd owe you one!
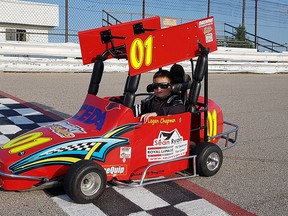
[0,16,239,204]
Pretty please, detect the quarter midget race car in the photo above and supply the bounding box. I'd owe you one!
[0,16,239,204]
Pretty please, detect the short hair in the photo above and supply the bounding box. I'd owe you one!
[153,69,173,83]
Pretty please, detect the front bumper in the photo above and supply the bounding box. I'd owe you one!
[209,121,239,150]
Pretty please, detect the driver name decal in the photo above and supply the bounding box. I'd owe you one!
[146,129,188,162]
[73,104,106,130]
[147,117,176,125]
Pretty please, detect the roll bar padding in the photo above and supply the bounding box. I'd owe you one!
[88,61,104,95]
[188,54,208,112]
[123,74,141,108]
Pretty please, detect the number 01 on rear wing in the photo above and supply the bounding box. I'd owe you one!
[78,17,161,65]
[126,16,217,76]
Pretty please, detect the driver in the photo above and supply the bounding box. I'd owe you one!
[135,69,186,123]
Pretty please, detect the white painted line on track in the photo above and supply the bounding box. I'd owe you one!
[113,187,169,211]
[51,194,107,216]
[128,211,151,216]
[175,199,230,216]
[0,98,19,105]
[0,125,21,135]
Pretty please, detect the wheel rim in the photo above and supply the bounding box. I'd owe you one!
[206,152,220,171]
[80,172,101,196]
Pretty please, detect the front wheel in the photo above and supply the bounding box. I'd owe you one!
[192,142,223,177]
[64,160,107,204]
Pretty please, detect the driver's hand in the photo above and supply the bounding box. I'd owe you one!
[140,112,157,123]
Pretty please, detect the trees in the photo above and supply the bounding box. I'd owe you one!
[234,25,253,48]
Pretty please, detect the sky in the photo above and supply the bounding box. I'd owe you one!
[19,0,288,50]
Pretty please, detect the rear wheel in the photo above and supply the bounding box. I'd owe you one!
[192,142,223,177]
[64,160,107,204]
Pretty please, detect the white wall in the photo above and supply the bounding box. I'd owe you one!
[0,43,288,73]
[0,27,6,42]
[0,0,59,27]
[26,29,49,43]
[0,0,59,43]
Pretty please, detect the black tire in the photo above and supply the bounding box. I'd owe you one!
[64,160,107,204]
[192,142,223,177]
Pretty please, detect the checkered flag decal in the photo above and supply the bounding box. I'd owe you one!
[42,142,96,156]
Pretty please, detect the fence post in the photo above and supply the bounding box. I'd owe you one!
[65,0,69,43]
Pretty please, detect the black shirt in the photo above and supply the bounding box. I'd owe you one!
[134,94,186,117]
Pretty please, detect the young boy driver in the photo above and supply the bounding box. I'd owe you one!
[135,70,186,123]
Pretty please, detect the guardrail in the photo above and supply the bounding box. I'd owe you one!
[0,41,288,73]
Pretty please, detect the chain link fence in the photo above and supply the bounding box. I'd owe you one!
[52,0,208,43]
[1,0,287,51]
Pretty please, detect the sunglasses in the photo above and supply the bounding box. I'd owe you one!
[151,82,171,89]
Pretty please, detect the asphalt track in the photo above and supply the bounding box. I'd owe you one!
[0,72,287,215]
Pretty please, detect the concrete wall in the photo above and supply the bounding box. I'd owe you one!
[0,42,287,73]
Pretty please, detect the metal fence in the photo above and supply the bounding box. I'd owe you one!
[1,0,287,51]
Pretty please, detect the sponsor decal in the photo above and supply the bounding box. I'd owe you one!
[8,123,140,174]
[103,165,127,176]
[120,147,131,158]
[48,122,86,138]
[199,17,214,28]
[204,26,213,35]
[201,24,214,43]
[120,146,132,162]
[147,118,176,126]
[131,169,164,177]
[73,104,106,131]
[146,129,188,162]
[205,33,213,43]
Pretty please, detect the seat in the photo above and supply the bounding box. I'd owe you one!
[170,64,191,105]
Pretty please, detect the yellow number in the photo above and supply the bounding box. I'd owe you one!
[144,35,153,66]
[130,35,153,70]
[130,38,144,69]
[2,132,52,154]
[208,109,217,140]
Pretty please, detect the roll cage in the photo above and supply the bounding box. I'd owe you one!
[80,16,238,147]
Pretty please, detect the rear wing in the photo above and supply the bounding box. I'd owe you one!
[78,16,161,65]
[78,16,217,76]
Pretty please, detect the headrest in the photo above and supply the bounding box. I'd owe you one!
[170,64,185,84]
[146,84,154,92]
[172,81,192,93]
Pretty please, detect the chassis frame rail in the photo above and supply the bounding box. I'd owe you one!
[0,171,48,182]
[111,155,198,188]
[112,121,239,188]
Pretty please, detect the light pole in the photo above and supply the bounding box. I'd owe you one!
[254,0,258,50]
[207,0,210,17]
[142,0,145,19]
[65,0,68,43]
[242,0,246,27]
